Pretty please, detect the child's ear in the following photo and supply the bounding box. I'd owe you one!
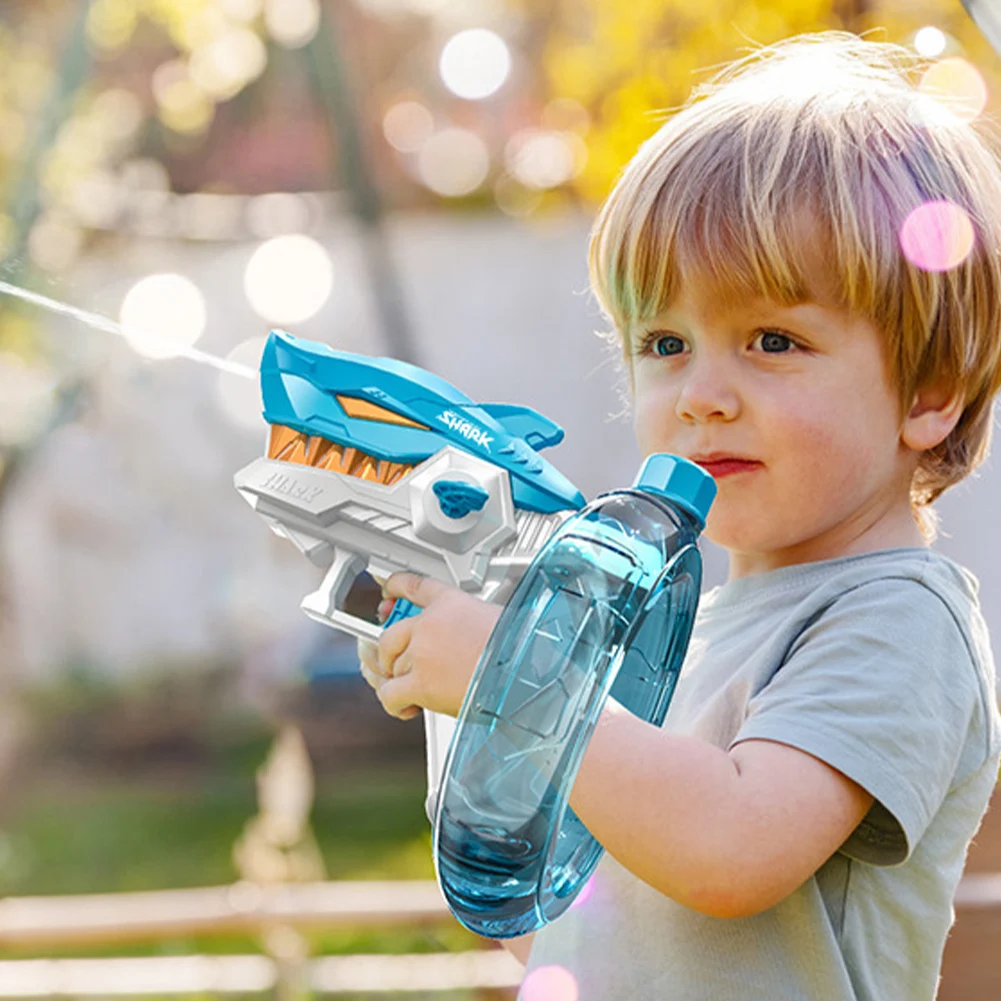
[900,381,965,452]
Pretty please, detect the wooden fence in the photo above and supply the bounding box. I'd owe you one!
[0,880,523,997]
[2,785,1000,999]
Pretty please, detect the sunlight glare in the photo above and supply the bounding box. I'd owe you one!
[439,29,511,100]
[918,57,988,123]
[120,273,208,360]
[244,234,334,324]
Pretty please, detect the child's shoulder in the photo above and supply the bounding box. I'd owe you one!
[697,545,999,762]
[702,546,978,619]
[696,546,994,729]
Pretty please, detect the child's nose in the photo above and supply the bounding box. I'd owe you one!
[675,361,741,423]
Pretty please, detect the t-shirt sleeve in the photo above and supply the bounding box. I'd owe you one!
[727,578,979,866]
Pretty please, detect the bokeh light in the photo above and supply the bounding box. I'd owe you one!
[568,875,595,911]
[918,57,989,123]
[151,59,215,134]
[220,0,264,21]
[120,158,171,193]
[494,175,542,218]
[914,26,948,59]
[189,27,268,100]
[418,128,490,196]
[69,170,124,230]
[217,337,267,431]
[178,192,246,240]
[28,215,85,272]
[175,5,230,50]
[246,193,313,237]
[520,964,579,1001]
[383,100,434,152]
[439,29,511,100]
[86,0,139,53]
[119,274,208,360]
[244,234,334,324]
[264,0,321,49]
[899,200,976,273]
[505,129,586,189]
[90,88,145,146]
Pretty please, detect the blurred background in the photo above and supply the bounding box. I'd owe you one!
[0,0,998,998]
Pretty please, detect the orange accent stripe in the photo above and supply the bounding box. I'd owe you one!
[336,395,429,430]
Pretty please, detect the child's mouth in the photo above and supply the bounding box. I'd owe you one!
[695,459,762,479]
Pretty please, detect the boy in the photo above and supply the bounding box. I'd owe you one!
[359,31,1001,1000]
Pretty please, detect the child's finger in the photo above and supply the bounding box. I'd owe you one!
[359,662,380,691]
[357,637,387,678]
[377,618,413,678]
[378,671,422,719]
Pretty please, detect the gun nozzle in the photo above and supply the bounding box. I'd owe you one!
[266,424,414,486]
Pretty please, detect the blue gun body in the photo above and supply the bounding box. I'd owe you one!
[260,331,584,514]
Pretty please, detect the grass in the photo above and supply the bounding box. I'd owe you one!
[1,765,435,895]
[0,752,487,963]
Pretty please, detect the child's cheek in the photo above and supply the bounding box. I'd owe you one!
[631,389,678,455]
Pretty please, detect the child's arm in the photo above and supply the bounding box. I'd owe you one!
[366,572,874,921]
[496,932,536,965]
[568,698,873,920]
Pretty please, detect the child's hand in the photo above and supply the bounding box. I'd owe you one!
[357,573,501,720]
[359,638,421,720]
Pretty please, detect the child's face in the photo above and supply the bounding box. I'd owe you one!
[626,282,924,580]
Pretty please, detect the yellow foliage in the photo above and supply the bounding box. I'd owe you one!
[543,0,1001,204]
[86,0,139,54]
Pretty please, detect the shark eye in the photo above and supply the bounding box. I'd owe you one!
[336,395,429,430]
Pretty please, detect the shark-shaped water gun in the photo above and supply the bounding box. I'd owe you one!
[235,332,715,938]
[233,330,586,644]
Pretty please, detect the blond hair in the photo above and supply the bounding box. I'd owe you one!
[589,31,1001,544]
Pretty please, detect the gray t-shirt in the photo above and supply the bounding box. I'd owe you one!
[523,547,1001,1001]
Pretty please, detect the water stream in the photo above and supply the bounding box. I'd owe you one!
[0,279,256,379]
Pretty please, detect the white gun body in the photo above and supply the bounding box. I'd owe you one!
[235,444,571,639]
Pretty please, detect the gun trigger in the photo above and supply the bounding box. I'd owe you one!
[301,549,369,633]
[384,598,422,628]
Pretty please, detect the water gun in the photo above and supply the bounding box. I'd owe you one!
[235,331,714,938]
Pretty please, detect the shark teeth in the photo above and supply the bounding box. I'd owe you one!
[266,424,414,485]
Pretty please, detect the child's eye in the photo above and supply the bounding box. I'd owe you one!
[753,328,799,353]
[632,332,688,356]
[651,334,684,356]
[635,328,801,357]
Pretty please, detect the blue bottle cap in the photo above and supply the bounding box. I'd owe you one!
[632,453,717,529]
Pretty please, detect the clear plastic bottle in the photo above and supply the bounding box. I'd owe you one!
[432,453,716,938]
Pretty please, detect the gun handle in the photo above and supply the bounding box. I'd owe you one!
[301,548,383,641]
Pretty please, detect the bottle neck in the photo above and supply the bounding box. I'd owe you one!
[592,487,705,535]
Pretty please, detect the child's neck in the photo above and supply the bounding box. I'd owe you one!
[725,514,926,581]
